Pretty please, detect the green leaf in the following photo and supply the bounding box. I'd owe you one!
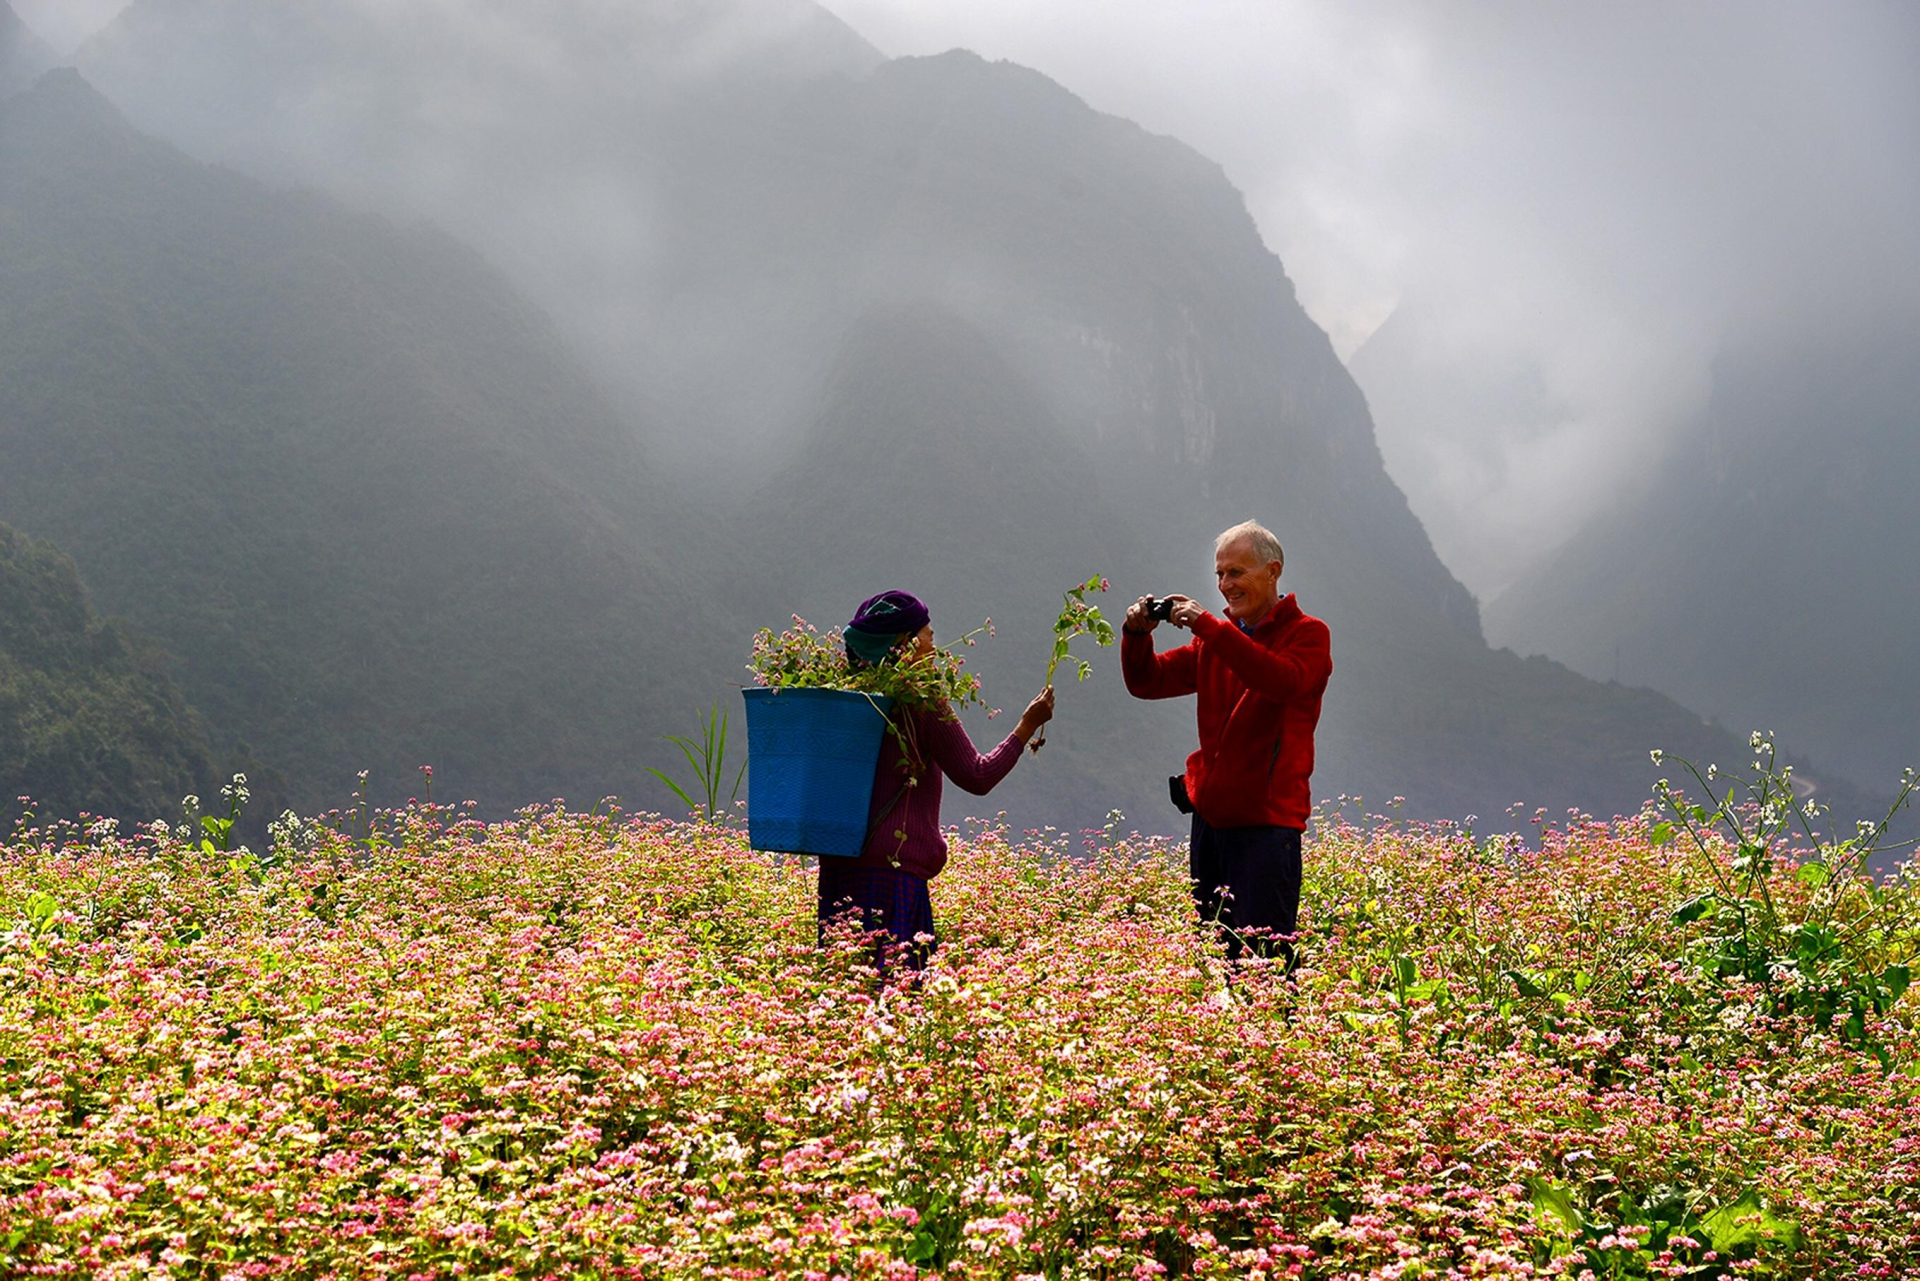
[1794,860,1832,888]
[647,768,698,812]
[1700,1189,1799,1254]
[1526,1177,1583,1238]
[905,1228,940,1264]
[1648,821,1675,846]
[1885,965,1912,1002]
[1672,895,1712,925]
[1504,968,1548,999]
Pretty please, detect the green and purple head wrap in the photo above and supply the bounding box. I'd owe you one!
[845,590,929,667]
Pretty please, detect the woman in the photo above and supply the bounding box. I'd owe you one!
[820,589,1055,975]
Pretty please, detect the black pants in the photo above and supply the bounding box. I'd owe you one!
[1190,816,1302,964]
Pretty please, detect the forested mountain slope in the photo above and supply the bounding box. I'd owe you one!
[0,71,720,813]
[0,522,215,824]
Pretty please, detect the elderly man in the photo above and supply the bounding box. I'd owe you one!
[1122,521,1332,963]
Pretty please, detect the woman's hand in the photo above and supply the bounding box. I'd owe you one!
[1014,686,1056,745]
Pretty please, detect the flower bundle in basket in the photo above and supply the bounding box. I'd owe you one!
[740,612,994,858]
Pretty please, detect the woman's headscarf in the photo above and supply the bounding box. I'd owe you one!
[845,590,929,667]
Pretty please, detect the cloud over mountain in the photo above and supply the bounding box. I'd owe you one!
[825,0,1920,599]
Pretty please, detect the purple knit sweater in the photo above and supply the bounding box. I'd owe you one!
[850,705,1023,880]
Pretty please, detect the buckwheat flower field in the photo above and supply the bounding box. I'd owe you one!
[2,799,1916,1279]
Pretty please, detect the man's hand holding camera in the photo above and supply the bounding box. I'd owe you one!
[1126,594,1205,634]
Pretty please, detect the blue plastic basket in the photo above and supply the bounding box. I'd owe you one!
[742,687,893,858]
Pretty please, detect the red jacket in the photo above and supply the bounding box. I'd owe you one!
[1121,594,1331,830]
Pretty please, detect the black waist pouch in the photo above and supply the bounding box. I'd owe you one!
[1168,774,1194,815]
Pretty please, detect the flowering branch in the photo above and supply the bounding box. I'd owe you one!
[1032,575,1115,753]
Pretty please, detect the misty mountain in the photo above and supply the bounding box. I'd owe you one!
[0,521,216,824]
[0,70,721,813]
[750,298,1767,830]
[1485,317,1920,795]
[52,2,1845,829]
[721,51,1790,829]
[0,1,53,96]
[77,0,885,444]
[1348,300,1611,604]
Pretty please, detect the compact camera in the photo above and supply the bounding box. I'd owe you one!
[1144,596,1176,622]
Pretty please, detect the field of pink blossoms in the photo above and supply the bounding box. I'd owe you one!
[2,797,1916,1279]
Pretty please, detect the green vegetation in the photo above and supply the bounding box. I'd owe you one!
[747,614,995,713]
[1648,733,1917,1055]
[1041,575,1116,688]
[0,72,718,816]
[646,702,746,823]
[2,769,1915,1275]
[0,521,213,825]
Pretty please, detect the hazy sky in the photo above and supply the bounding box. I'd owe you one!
[12,0,118,52]
[21,0,1917,596]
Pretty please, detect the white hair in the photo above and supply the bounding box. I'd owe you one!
[1215,520,1284,571]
